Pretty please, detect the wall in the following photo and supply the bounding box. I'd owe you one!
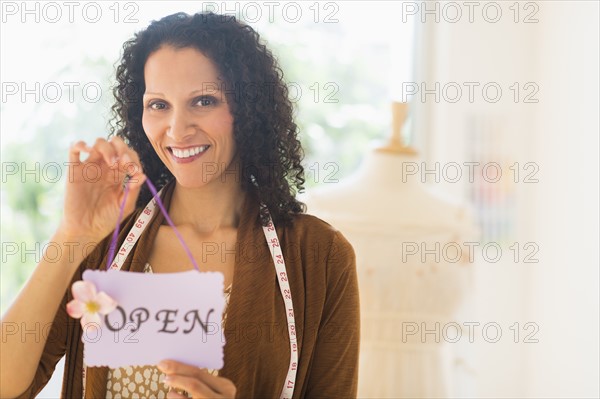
[417,1,599,397]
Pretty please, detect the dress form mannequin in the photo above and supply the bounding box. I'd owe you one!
[302,102,479,398]
[304,103,472,232]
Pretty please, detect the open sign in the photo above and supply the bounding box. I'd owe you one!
[80,269,225,369]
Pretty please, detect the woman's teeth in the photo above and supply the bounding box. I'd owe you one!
[171,145,209,158]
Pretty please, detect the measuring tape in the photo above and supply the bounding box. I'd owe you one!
[82,187,297,398]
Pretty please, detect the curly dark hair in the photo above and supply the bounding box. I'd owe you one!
[109,11,306,226]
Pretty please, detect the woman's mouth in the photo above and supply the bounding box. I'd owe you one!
[167,145,211,163]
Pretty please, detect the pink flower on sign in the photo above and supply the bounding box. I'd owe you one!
[66,281,117,332]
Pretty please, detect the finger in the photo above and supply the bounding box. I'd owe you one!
[158,360,205,379]
[88,137,118,167]
[117,154,145,185]
[69,141,92,163]
[110,136,145,179]
[163,374,212,398]
[166,390,187,399]
[109,135,130,160]
[159,361,233,395]
[123,173,146,213]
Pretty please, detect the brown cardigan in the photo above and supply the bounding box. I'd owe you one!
[17,182,360,398]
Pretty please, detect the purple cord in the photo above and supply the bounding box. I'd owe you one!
[105,179,200,272]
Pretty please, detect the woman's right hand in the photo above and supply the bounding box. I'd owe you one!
[0,136,148,399]
[58,136,147,241]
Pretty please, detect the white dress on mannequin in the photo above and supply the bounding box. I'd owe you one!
[301,149,479,398]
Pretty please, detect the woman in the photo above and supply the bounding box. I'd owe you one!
[0,11,359,399]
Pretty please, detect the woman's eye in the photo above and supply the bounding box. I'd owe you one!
[147,101,166,110]
[196,96,217,107]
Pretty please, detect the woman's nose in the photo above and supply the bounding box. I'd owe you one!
[166,108,196,141]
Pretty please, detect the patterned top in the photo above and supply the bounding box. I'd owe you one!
[105,263,233,399]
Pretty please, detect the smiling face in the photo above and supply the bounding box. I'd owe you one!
[142,45,236,188]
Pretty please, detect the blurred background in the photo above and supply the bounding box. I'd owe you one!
[1,1,598,397]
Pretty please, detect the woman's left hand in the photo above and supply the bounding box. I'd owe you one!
[157,359,237,398]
